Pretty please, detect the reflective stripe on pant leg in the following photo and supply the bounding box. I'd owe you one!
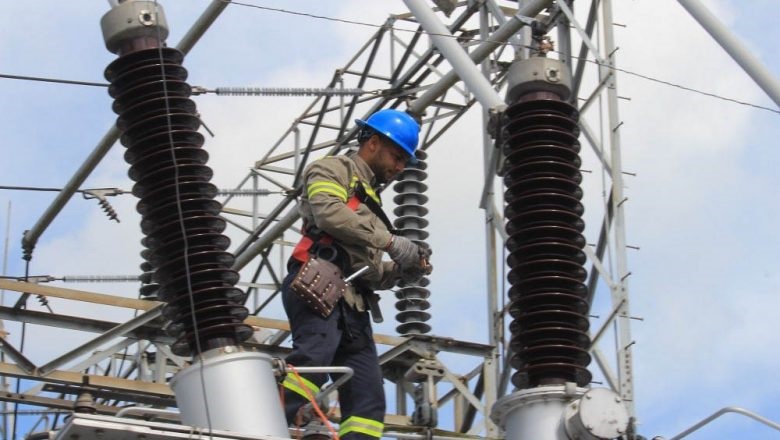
[334,308,385,440]
[281,269,342,423]
[338,415,384,439]
[282,374,320,401]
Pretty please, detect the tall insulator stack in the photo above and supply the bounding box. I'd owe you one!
[101,2,251,358]
[138,261,159,300]
[392,150,432,335]
[500,57,592,390]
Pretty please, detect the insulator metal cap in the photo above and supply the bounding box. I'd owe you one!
[101,1,169,54]
[506,57,572,102]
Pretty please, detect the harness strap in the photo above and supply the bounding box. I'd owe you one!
[293,161,394,263]
[352,180,395,233]
[292,193,362,263]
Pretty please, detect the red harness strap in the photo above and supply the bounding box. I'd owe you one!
[292,194,362,263]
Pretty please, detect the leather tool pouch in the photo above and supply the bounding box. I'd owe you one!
[290,257,347,318]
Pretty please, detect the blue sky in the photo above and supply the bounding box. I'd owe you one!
[0,1,778,439]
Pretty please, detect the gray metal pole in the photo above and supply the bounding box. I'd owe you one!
[21,126,119,259]
[668,406,780,440]
[678,0,780,108]
[602,0,635,418]
[408,0,553,116]
[403,0,506,112]
[232,208,300,271]
[38,305,163,375]
[478,5,500,437]
[21,0,232,260]
[1,202,9,440]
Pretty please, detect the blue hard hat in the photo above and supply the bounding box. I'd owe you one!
[356,109,420,164]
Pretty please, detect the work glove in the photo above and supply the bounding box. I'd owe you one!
[385,236,423,271]
[417,242,432,260]
[400,262,433,284]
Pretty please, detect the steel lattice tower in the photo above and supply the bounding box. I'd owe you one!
[2,1,778,439]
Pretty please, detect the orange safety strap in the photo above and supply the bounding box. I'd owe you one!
[291,194,362,263]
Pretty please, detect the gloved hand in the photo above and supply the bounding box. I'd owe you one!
[417,242,432,259]
[385,236,423,271]
[400,262,433,284]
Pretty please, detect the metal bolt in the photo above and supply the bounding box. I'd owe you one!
[546,68,560,82]
[139,10,154,25]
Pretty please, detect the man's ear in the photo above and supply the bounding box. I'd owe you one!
[366,134,382,155]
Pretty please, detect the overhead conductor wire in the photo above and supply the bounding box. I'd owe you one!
[152,4,214,437]
[222,0,779,115]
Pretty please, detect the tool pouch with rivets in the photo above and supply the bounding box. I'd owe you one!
[290,257,347,318]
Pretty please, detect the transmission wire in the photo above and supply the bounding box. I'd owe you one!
[152,3,215,438]
[224,0,780,115]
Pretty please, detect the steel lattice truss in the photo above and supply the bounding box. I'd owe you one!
[0,1,641,438]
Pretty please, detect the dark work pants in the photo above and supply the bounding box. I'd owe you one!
[281,266,386,440]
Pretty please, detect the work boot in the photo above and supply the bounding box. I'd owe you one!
[294,403,314,427]
[302,420,333,440]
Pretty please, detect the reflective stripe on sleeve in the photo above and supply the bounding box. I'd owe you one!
[282,374,320,401]
[308,181,348,202]
[338,415,384,438]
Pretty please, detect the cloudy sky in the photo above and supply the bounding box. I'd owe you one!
[0,1,778,439]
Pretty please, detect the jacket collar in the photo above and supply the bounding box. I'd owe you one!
[347,150,378,188]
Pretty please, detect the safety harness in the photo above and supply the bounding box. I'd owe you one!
[291,172,394,324]
[292,174,394,264]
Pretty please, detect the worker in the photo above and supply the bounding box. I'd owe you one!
[280,108,431,440]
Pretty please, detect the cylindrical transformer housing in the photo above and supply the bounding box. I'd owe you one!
[491,385,585,440]
[170,347,290,436]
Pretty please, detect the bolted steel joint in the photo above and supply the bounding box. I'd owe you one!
[101,0,169,54]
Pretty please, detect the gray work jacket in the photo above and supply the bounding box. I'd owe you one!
[298,151,399,310]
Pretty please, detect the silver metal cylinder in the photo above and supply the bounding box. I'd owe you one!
[491,385,584,440]
[101,0,169,54]
[170,347,289,437]
[505,57,572,102]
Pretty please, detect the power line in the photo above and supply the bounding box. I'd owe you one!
[598,61,779,114]
[225,0,780,115]
[224,0,381,29]
[0,73,108,88]
[1,3,776,115]
[193,86,371,97]
[0,185,127,195]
